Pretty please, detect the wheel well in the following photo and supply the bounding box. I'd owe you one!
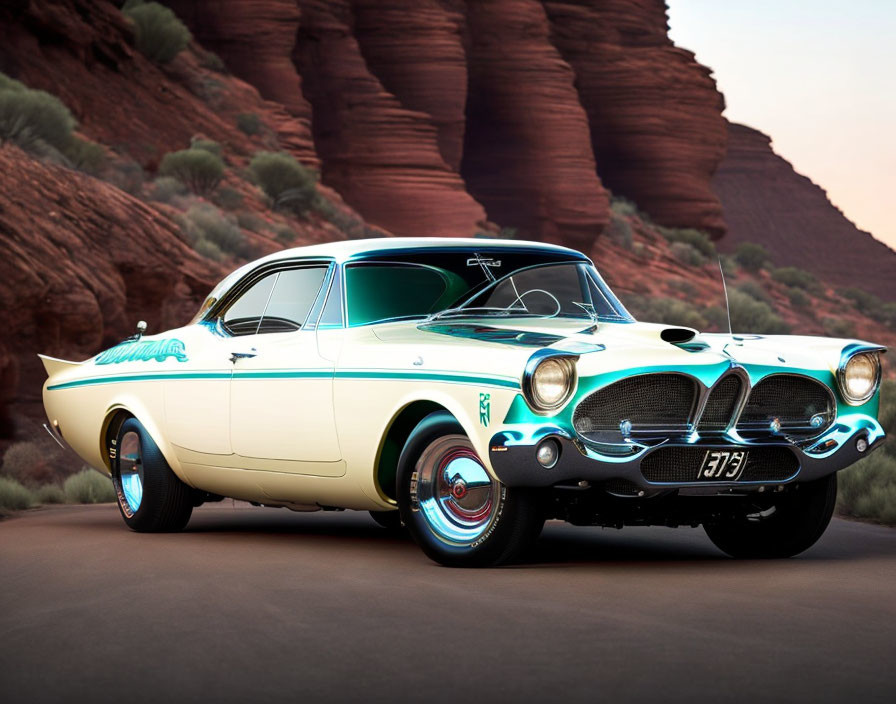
[100,409,133,471]
[376,401,445,501]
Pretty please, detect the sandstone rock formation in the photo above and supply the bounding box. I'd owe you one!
[0,145,224,437]
[543,0,728,238]
[713,122,896,301]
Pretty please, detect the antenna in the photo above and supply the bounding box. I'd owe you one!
[718,257,732,336]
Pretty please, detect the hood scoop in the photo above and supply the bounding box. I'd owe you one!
[660,327,698,344]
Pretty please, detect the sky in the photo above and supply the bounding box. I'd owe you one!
[666,0,896,251]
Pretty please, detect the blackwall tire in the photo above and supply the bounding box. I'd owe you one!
[112,418,193,533]
[703,474,837,558]
[397,412,543,567]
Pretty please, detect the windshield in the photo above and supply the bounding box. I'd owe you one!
[344,250,631,326]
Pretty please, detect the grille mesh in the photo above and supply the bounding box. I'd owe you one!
[640,446,799,483]
[697,375,743,431]
[573,374,697,439]
[737,375,833,435]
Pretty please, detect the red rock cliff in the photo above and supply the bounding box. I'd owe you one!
[714,122,896,301]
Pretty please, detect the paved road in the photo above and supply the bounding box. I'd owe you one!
[1,504,894,704]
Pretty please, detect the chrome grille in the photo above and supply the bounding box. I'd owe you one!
[736,375,834,436]
[573,374,697,442]
[640,446,799,483]
[697,374,743,432]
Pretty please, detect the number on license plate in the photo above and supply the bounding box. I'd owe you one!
[698,450,747,480]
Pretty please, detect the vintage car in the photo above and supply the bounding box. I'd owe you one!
[40,238,886,566]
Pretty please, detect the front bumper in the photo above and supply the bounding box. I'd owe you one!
[488,417,886,490]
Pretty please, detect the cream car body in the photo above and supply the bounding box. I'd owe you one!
[40,238,886,564]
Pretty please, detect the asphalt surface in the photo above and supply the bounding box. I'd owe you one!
[1,504,894,704]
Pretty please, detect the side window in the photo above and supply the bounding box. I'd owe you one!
[318,269,343,328]
[221,266,327,336]
[222,273,277,336]
[258,267,327,333]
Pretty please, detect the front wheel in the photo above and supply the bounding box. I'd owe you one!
[112,418,193,532]
[397,412,543,567]
[703,473,837,558]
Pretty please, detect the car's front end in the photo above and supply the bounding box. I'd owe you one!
[487,325,885,519]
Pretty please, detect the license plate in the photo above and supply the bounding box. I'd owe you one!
[698,450,748,480]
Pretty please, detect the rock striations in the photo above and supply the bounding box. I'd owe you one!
[714,122,896,301]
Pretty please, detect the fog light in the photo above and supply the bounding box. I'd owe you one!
[536,439,560,468]
[856,437,869,453]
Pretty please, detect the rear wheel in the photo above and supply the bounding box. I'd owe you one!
[703,474,837,558]
[112,418,193,532]
[397,412,543,567]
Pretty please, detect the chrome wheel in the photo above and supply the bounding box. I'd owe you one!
[117,430,144,516]
[413,435,501,545]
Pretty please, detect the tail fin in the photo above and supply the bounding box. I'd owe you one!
[38,354,81,378]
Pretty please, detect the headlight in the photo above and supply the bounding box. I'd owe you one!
[838,352,881,405]
[523,355,577,412]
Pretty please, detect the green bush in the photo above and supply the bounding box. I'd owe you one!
[733,242,770,272]
[669,241,705,267]
[706,288,790,334]
[879,302,896,330]
[879,379,896,458]
[189,138,222,157]
[236,211,268,233]
[214,186,244,210]
[1,439,69,487]
[123,1,191,65]
[822,317,856,338]
[609,196,641,219]
[606,213,633,249]
[837,451,896,525]
[159,148,224,195]
[735,280,773,305]
[624,295,707,330]
[65,136,105,175]
[0,476,34,511]
[275,225,297,244]
[63,468,116,504]
[719,254,738,277]
[249,151,318,215]
[785,286,810,309]
[0,74,76,155]
[34,484,66,504]
[200,51,227,73]
[840,287,880,312]
[236,112,262,136]
[659,226,715,259]
[107,159,146,195]
[148,175,188,203]
[771,266,821,294]
[178,203,250,260]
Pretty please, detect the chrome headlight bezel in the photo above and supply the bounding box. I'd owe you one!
[522,352,578,413]
[837,349,883,405]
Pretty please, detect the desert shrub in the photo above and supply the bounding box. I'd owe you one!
[609,196,641,218]
[822,317,856,338]
[624,295,707,330]
[34,484,66,504]
[236,112,262,136]
[879,380,896,459]
[880,302,896,330]
[606,213,633,249]
[236,211,268,232]
[669,241,704,267]
[214,186,244,210]
[0,476,34,511]
[837,451,896,525]
[840,287,880,312]
[63,468,116,504]
[1,439,70,487]
[123,1,191,65]
[496,226,517,240]
[275,225,297,244]
[107,159,146,195]
[178,203,250,260]
[189,138,222,157]
[771,266,821,294]
[785,286,810,309]
[64,137,106,174]
[631,242,647,258]
[723,288,790,334]
[159,148,224,195]
[249,151,318,214]
[148,175,188,203]
[200,51,227,73]
[733,242,770,272]
[735,280,773,305]
[659,226,715,259]
[0,75,76,155]
[667,279,698,298]
[719,254,738,277]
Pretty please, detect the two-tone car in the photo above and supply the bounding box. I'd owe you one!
[40,238,886,566]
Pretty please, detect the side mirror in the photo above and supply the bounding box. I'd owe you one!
[135,321,147,339]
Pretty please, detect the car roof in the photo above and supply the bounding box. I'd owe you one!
[206,237,589,303]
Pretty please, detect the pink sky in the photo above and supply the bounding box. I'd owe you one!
[667,0,896,252]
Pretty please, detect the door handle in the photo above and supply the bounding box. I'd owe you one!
[230,351,257,363]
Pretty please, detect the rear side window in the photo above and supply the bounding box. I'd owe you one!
[344,263,467,326]
[222,266,328,336]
